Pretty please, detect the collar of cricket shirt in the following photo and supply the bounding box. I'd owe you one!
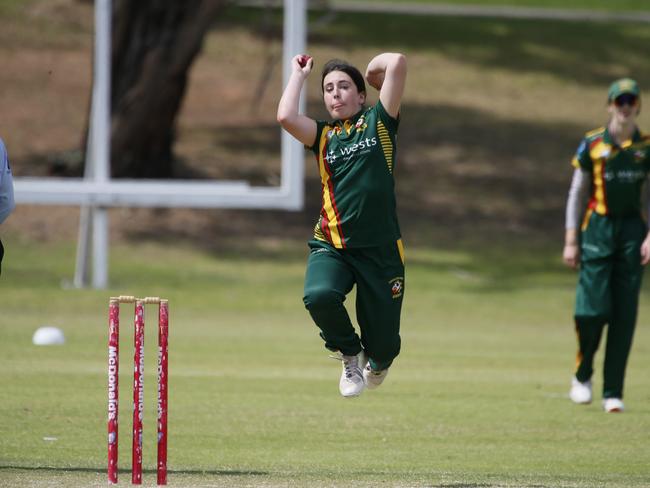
[604,126,641,148]
[333,108,365,136]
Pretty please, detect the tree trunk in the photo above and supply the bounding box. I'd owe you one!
[110,0,227,178]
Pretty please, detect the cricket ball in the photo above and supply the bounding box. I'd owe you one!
[298,55,311,68]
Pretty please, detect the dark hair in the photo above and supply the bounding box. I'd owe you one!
[321,59,366,95]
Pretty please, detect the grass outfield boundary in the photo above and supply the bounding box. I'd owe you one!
[1,240,649,487]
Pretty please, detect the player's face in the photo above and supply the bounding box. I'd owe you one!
[608,93,640,125]
[323,71,365,120]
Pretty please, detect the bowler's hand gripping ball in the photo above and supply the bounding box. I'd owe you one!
[298,55,312,68]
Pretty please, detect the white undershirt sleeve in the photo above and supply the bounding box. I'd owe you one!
[565,168,590,230]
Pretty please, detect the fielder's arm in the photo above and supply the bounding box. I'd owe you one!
[563,168,590,269]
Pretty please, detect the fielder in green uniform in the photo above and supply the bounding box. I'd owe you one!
[277,53,407,397]
[563,78,650,412]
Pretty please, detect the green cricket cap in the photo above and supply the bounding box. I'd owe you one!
[607,78,640,101]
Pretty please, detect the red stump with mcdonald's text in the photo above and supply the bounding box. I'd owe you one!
[107,296,169,485]
[157,300,169,485]
[107,300,120,484]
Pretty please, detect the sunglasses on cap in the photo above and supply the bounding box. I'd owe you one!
[614,93,639,107]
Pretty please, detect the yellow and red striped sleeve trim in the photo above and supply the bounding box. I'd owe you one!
[316,127,345,248]
[589,140,608,215]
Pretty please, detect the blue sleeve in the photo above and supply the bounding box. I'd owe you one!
[0,139,16,224]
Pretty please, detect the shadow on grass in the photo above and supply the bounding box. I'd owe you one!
[122,98,582,265]
[116,9,647,260]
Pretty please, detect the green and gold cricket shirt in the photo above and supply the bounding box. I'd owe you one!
[308,100,401,248]
[572,126,650,218]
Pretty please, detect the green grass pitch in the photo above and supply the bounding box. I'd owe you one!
[1,239,649,487]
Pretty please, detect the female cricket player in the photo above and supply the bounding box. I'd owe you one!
[0,138,15,276]
[563,78,650,412]
[277,53,407,397]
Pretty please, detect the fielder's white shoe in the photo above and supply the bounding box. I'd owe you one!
[363,363,389,390]
[602,398,624,413]
[330,350,367,398]
[569,376,592,404]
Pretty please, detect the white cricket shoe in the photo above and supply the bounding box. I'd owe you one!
[330,351,367,397]
[569,376,592,404]
[363,363,389,390]
[602,398,624,413]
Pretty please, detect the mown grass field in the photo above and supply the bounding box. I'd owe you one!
[2,1,650,487]
[1,239,650,487]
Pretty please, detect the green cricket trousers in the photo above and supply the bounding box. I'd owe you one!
[574,211,646,399]
[303,239,405,371]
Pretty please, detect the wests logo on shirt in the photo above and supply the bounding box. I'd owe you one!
[325,137,378,165]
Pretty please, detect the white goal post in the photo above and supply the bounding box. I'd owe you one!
[13,0,307,288]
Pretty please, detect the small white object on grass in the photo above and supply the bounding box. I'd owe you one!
[32,326,66,346]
